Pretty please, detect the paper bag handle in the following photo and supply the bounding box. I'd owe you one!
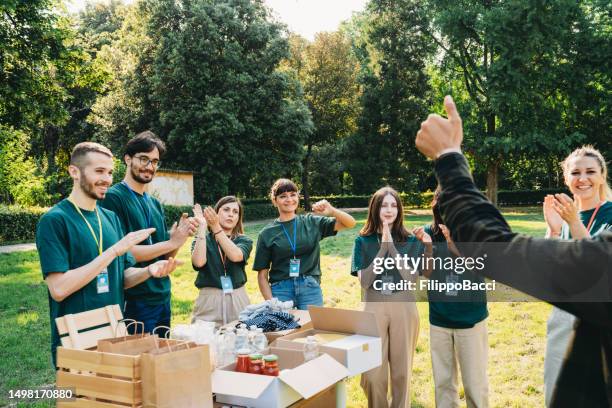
[114,319,145,339]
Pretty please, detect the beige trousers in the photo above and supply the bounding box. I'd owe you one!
[360,301,420,408]
[430,320,489,408]
[191,286,250,327]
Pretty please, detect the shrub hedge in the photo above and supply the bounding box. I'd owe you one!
[0,189,567,244]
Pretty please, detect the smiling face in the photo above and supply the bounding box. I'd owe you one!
[379,194,398,225]
[564,156,605,204]
[218,201,240,231]
[73,152,114,200]
[126,147,160,184]
[273,190,299,215]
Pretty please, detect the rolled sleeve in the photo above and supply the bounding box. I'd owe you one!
[350,237,362,276]
[236,236,253,265]
[36,215,69,278]
[315,215,338,239]
[252,236,271,271]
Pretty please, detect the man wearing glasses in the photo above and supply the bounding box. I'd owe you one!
[101,131,199,337]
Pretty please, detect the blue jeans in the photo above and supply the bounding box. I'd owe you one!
[270,275,323,310]
[124,299,171,338]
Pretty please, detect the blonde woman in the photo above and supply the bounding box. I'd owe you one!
[543,145,612,406]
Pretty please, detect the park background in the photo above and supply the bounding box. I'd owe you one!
[0,0,609,406]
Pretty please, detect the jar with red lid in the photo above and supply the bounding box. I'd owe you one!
[235,348,251,373]
[248,354,264,375]
[263,354,279,377]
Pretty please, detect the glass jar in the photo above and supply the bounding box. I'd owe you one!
[235,348,251,373]
[248,353,264,375]
[263,354,279,377]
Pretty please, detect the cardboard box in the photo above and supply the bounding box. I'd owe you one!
[265,309,313,344]
[212,346,348,408]
[275,306,382,376]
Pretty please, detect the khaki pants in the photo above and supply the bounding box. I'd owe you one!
[430,320,489,408]
[191,286,250,327]
[360,301,419,408]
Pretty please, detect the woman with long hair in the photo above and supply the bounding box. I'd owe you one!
[351,186,432,408]
[253,178,356,309]
[191,196,253,326]
[543,145,612,406]
[424,188,489,408]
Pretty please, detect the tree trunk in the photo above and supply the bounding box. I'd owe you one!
[302,144,312,211]
[485,112,498,206]
[486,160,499,206]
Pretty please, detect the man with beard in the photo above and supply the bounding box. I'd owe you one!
[100,131,198,337]
[37,142,181,366]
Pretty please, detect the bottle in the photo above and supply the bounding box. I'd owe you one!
[248,353,264,375]
[263,354,279,376]
[235,348,251,373]
[235,326,249,352]
[253,328,268,353]
[248,325,258,351]
[223,328,236,366]
[303,336,319,362]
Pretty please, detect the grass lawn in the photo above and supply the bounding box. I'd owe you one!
[0,208,551,407]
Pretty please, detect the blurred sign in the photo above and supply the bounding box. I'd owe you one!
[148,169,194,206]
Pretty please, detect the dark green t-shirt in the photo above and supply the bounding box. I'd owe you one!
[350,233,424,287]
[36,199,135,364]
[191,233,253,289]
[560,200,612,239]
[253,214,337,284]
[424,225,488,329]
[100,182,170,305]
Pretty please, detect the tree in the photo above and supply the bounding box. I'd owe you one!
[285,31,361,207]
[426,0,603,205]
[345,0,435,194]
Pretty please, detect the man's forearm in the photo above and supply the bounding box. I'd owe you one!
[45,248,118,302]
[124,266,151,289]
[131,240,179,262]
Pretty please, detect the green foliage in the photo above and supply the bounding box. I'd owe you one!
[0,126,50,206]
[0,205,47,244]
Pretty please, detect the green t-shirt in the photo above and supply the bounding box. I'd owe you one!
[191,233,253,289]
[424,225,488,329]
[253,214,337,284]
[350,233,424,288]
[36,199,135,365]
[560,200,612,239]
[100,182,170,305]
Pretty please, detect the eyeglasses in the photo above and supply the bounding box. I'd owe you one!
[134,155,161,168]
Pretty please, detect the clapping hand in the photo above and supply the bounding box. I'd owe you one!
[147,257,184,278]
[111,228,156,256]
[203,206,222,233]
[543,195,563,236]
[551,193,580,226]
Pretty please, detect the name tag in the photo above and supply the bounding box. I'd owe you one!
[381,274,393,296]
[220,276,234,294]
[97,269,110,294]
[446,274,459,297]
[289,258,300,277]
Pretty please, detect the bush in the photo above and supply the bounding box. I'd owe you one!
[0,205,47,244]
[497,189,570,206]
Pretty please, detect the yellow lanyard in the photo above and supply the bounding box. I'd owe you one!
[68,199,103,255]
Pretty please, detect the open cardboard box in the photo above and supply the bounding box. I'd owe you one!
[212,346,348,408]
[275,306,382,376]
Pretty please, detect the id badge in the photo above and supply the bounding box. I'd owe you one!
[289,258,300,277]
[220,276,234,294]
[381,274,394,296]
[446,274,459,297]
[97,269,110,294]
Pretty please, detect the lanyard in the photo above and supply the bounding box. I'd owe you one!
[216,242,228,277]
[280,218,298,258]
[69,199,103,255]
[122,181,152,228]
[585,201,605,233]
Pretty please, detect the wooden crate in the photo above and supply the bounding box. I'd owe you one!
[56,339,183,408]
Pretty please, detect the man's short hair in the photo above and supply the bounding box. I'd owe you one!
[70,142,113,170]
[125,130,167,158]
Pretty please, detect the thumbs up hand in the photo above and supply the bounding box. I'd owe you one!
[416,95,463,159]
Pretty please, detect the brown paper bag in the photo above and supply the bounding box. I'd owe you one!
[141,341,213,408]
[97,320,159,355]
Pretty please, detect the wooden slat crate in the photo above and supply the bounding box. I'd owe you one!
[56,339,181,408]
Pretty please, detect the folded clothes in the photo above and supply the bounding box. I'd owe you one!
[239,311,301,332]
[238,298,294,321]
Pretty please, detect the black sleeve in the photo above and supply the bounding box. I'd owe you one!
[434,153,612,329]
